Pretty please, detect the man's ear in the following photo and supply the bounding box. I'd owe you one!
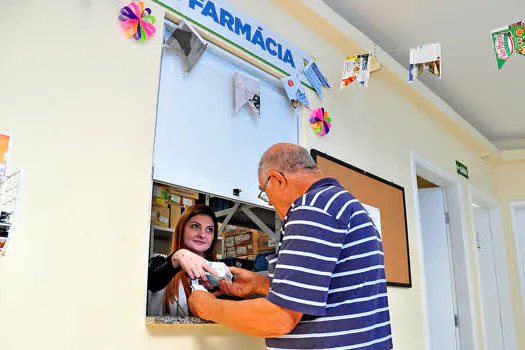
[268,170,287,189]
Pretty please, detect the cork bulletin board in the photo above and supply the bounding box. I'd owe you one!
[311,150,412,287]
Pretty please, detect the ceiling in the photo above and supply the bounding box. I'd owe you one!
[323,0,525,151]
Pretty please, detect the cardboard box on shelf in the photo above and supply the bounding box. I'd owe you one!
[151,204,170,228]
[167,193,181,205]
[165,186,199,200]
[225,236,235,248]
[170,204,182,229]
[181,197,195,207]
[258,234,277,251]
[226,247,236,258]
[234,232,253,245]
[236,243,255,256]
[153,184,168,200]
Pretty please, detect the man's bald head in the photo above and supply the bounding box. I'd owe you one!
[258,143,320,176]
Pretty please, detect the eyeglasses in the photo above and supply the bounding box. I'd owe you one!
[257,171,284,203]
[258,176,271,203]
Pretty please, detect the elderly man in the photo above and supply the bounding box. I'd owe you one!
[189,143,393,349]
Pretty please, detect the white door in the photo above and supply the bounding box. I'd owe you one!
[515,207,525,313]
[418,188,459,350]
[473,206,505,349]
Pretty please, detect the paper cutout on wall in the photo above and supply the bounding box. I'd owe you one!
[341,54,371,89]
[492,21,525,69]
[234,71,260,116]
[309,108,331,136]
[409,43,441,82]
[118,1,156,41]
[0,134,10,177]
[281,74,311,109]
[362,203,382,238]
[165,19,208,73]
[303,60,331,100]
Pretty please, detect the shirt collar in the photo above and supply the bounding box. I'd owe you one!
[305,177,341,193]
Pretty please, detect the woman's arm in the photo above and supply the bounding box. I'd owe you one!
[147,252,182,292]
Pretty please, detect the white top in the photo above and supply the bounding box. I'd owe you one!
[148,281,189,317]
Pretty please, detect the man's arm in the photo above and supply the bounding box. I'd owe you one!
[189,291,302,338]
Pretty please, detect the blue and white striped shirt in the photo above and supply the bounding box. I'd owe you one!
[266,178,393,350]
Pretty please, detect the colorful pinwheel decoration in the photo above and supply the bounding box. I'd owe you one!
[119,2,156,41]
[309,108,332,136]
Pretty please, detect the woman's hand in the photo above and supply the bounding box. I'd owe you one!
[172,249,218,281]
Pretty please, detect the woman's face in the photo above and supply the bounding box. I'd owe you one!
[183,214,215,255]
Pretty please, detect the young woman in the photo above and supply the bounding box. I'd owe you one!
[147,204,219,316]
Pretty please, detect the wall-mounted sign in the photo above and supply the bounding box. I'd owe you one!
[456,160,469,179]
[154,0,314,87]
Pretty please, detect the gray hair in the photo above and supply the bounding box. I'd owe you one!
[258,144,319,175]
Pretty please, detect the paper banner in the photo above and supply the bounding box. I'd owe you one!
[492,21,525,69]
[303,60,331,99]
[309,108,331,136]
[165,19,208,73]
[281,74,311,109]
[234,71,260,116]
[409,43,441,82]
[0,134,10,177]
[341,54,371,89]
[118,1,156,41]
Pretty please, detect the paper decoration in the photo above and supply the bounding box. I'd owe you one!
[491,21,525,69]
[165,19,208,73]
[309,108,332,136]
[118,1,156,41]
[0,135,10,178]
[234,71,260,116]
[409,43,441,82]
[281,74,311,109]
[303,60,331,99]
[341,54,371,89]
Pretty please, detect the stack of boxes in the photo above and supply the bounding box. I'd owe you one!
[151,183,198,230]
[222,225,277,259]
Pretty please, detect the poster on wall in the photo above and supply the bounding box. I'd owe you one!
[0,134,10,177]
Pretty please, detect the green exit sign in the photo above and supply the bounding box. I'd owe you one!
[456,161,469,179]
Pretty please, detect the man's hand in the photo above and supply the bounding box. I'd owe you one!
[216,266,269,298]
[188,290,217,320]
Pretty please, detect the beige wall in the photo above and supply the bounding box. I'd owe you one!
[0,0,517,349]
[496,161,525,349]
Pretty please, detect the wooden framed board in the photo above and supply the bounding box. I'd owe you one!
[311,149,412,287]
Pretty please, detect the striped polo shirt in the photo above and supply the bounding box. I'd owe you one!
[265,178,393,350]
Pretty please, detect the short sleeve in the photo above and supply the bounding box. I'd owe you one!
[266,206,346,315]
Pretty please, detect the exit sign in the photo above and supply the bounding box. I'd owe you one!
[456,161,469,179]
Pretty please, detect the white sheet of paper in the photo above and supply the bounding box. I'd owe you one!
[362,203,382,238]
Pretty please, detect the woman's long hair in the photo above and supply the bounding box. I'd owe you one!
[162,204,218,315]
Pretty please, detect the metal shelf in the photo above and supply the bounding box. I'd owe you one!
[152,225,174,233]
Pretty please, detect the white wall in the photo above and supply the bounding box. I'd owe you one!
[0,0,509,349]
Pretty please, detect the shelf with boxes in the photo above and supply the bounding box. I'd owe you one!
[150,182,200,256]
[148,180,281,269]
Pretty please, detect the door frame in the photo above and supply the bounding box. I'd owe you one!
[410,152,479,350]
[469,186,518,350]
[510,201,525,326]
